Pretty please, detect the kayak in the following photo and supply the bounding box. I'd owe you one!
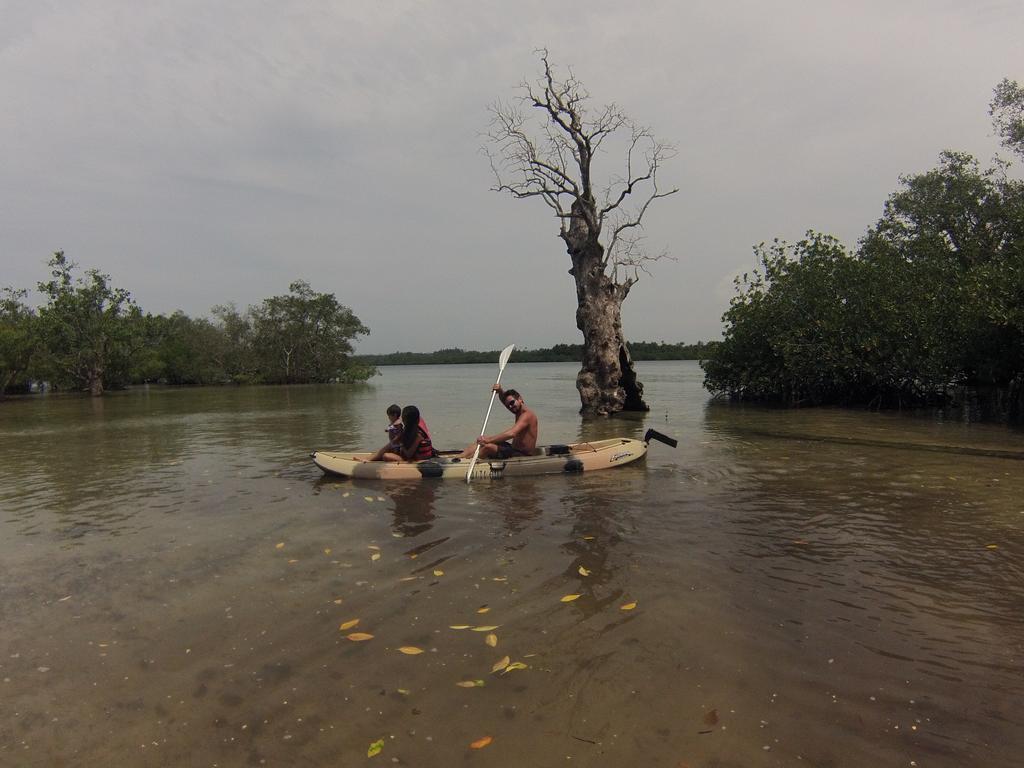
[311,430,676,481]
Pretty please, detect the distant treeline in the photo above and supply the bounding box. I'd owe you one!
[355,341,717,366]
[1,253,375,397]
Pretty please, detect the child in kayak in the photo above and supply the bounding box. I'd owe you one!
[362,405,437,462]
[384,403,403,451]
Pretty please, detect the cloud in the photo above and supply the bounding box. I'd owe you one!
[2,0,1020,351]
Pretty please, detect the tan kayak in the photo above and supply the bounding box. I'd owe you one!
[311,430,676,481]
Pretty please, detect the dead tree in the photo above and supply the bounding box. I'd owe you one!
[486,50,677,415]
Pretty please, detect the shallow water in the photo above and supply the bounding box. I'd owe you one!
[2,361,1023,766]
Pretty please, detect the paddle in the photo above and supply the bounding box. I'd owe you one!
[466,343,516,483]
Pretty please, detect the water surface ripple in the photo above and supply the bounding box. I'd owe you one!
[1,362,1022,767]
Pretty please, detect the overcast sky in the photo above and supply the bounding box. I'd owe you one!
[2,1,1021,353]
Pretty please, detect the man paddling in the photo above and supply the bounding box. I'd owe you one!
[459,385,538,459]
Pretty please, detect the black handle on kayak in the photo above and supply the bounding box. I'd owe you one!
[644,429,678,448]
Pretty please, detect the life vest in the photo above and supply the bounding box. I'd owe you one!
[412,426,436,460]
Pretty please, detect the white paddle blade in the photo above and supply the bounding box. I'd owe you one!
[498,343,515,370]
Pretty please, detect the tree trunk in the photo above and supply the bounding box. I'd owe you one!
[88,367,104,397]
[566,203,649,415]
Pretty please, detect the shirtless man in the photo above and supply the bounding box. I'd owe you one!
[458,385,538,459]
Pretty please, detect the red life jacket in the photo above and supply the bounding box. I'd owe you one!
[412,426,436,460]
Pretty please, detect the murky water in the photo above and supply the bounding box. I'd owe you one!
[2,361,1023,767]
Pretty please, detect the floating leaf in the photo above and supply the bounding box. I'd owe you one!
[397,688,410,695]
[364,496,374,502]
[578,566,591,576]
[471,625,499,632]
[503,661,528,674]
[456,680,485,688]
[485,634,498,647]
[492,577,507,582]
[399,576,418,582]
[491,655,510,673]
[339,618,360,630]
[433,569,444,577]
[346,632,374,642]
[620,602,637,611]
[470,736,493,749]
[397,646,424,655]
[323,548,332,555]
[371,553,381,561]
[275,542,285,549]
[476,606,490,614]
[367,738,384,757]
[582,536,595,541]
[368,545,381,550]
[333,598,344,605]
[288,559,298,564]
[986,544,999,550]
[560,594,581,602]
[449,625,471,630]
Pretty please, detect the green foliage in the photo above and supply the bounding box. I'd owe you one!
[0,287,37,396]
[248,281,370,384]
[703,150,1024,411]
[5,254,374,394]
[991,78,1024,158]
[134,311,230,385]
[34,252,142,396]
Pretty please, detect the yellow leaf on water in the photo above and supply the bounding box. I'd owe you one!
[364,496,374,502]
[470,736,493,750]
[471,625,499,632]
[368,545,381,550]
[323,548,332,555]
[371,553,381,561]
[397,688,410,695]
[456,680,480,688]
[333,598,343,604]
[485,634,498,647]
[342,492,350,498]
[578,566,591,576]
[620,602,637,611]
[399,576,418,582]
[503,661,528,674]
[275,542,285,549]
[491,655,510,673]
[476,606,490,614]
[288,559,298,564]
[560,594,581,602]
[449,625,471,630]
[397,646,424,655]
[367,738,384,757]
[986,544,999,549]
[433,569,444,577]
[339,619,360,630]
[582,536,595,540]
[492,577,507,582]
[346,632,374,642]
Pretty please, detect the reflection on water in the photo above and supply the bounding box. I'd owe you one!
[2,362,1024,766]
